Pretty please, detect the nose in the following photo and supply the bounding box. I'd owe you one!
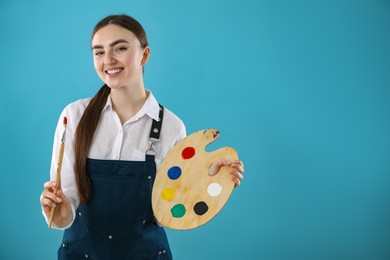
[104,50,116,65]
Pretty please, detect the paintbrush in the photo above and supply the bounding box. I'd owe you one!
[48,116,67,228]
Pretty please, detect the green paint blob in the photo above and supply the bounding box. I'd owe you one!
[171,204,186,218]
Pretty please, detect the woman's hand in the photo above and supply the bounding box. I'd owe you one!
[208,158,244,187]
[40,181,73,228]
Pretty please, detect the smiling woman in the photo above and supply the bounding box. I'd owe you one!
[39,14,244,260]
[92,26,150,93]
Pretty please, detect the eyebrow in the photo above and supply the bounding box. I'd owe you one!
[91,39,129,50]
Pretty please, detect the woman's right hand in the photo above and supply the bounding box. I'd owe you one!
[40,181,73,228]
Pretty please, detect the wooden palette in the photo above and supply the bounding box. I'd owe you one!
[152,129,238,230]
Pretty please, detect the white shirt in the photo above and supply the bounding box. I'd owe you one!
[46,90,186,228]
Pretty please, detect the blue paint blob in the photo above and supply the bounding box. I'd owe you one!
[167,166,182,180]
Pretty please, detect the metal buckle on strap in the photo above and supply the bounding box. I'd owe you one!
[146,138,159,155]
[146,104,164,156]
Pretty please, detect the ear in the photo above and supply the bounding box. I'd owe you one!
[141,46,151,65]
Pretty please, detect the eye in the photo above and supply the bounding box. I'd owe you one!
[94,51,104,57]
[115,47,127,53]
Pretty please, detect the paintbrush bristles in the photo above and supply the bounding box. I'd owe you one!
[63,116,67,126]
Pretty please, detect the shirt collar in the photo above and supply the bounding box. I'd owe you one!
[102,95,112,112]
[102,89,160,122]
[143,90,160,121]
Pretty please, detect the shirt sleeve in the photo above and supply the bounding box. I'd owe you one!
[176,121,187,144]
[42,106,80,229]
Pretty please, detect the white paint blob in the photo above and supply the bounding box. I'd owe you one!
[207,183,222,197]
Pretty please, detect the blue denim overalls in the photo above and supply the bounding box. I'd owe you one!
[58,105,172,259]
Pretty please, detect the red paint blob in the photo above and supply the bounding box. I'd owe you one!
[182,147,195,159]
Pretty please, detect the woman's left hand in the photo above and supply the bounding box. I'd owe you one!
[208,158,244,187]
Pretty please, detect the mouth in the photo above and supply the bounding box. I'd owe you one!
[105,68,124,76]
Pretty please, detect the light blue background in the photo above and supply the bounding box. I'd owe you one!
[1,0,389,259]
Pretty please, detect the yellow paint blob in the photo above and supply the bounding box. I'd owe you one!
[162,188,175,201]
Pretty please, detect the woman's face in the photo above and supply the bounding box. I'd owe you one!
[91,24,149,89]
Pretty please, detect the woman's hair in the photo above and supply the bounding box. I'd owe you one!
[91,14,148,48]
[74,15,148,203]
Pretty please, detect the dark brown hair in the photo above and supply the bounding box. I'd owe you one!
[74,15,148,203]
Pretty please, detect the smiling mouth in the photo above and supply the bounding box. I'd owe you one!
[105,68,124,75]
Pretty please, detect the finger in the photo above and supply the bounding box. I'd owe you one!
[41,190,63,205]
[40,194,58,209]
[232,159,245,173]
[56,189,72,209]
[236,160,244,168]
[231,163,244,174]
[230,169,244,181]
[43,181,58,190]
[232,177,241,187]
[209,158,231,176]
[215,158,231,167]
[234,159,244,167]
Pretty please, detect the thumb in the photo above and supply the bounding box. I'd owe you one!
[208,158,231,176]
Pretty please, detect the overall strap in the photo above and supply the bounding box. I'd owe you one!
[146,104,164,155]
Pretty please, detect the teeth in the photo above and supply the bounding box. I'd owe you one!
[107,69,122,74]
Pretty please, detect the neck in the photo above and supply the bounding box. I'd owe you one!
[110,84,148,124]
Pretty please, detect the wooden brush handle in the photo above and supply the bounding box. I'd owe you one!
[48,143,65,228]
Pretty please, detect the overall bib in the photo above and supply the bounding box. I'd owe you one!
[58,105,172,260]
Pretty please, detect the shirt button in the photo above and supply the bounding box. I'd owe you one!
[85,254,88,258]
[163,250,166,253]
[148,176,152,180]
[158,251,162,255]
[108,235,113,239]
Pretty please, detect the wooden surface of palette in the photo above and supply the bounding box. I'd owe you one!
[152,129,238,230]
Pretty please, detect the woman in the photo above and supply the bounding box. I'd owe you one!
[40,14,244,259]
